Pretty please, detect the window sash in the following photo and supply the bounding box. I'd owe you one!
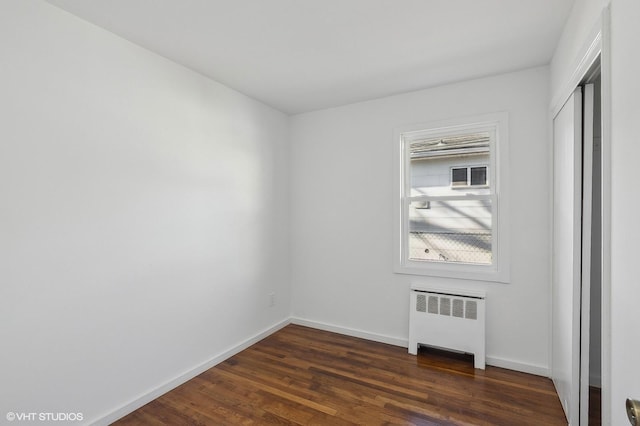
[393,112,509,283]
[403,194,498,266]
[401,127,497,266]
[407,194,492,202]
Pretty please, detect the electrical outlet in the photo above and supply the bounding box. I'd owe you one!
[269,292,276,307]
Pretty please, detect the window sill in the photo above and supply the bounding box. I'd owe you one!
[394,260,509,284]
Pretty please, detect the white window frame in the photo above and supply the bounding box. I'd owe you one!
[393,113,510,283]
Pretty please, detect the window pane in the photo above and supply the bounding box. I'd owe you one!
[408,199,492,265]
[470,166,487,186]
[409,132,490,196]
[451,168,467,186]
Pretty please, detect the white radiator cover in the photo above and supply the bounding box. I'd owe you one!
[408,284,486,369]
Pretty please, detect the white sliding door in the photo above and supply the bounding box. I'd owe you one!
[552,87,582,425]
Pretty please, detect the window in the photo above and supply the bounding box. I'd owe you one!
[393,113,509,282]
[451,166,488,187]
[451,167,469,187]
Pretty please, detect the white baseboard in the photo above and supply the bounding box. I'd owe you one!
[90,318,291,426]
[485,356,550,377]
[291,317,550,377]
[290,317,409,348]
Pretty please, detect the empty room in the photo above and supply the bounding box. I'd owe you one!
[2,1,639,425]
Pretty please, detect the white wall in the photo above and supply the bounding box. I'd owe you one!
[609,1,640,424]
[290,67,552,374]
[0,1,290,424]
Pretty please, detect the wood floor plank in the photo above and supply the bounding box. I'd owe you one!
[589,386,602,426]
[214,369,338,416]
[113,324,567,425]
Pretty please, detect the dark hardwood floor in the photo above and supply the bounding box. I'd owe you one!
[589,386,601,425]
[114,324,567,425]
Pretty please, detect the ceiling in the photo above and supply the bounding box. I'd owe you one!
[46,0,575,114]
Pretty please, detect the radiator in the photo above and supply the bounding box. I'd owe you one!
[408,285,486,369]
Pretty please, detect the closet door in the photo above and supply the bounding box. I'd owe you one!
[552,87,583,425]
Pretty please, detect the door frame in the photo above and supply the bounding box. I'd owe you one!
[580,83,595,425]
[549,7,611,425]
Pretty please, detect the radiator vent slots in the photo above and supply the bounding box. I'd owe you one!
[416,294,427,312]
[440,297,451,316]
[452,299,464,318]
[409,286,486,369]
[428,295,438,314]
[416,294,478,320]
[466,300,478,320]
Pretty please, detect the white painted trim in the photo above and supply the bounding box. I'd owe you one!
[485,356,550,378]
[598,7,612,425]
[547,88,556,403]
[392,112,510,283]
[89,318,291,426]
[581,83,595,426]
[290,317,408,347]
[551,20,603,118]
[291,317,549,377]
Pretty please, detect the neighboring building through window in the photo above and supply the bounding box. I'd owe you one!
[393,113,509,282]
